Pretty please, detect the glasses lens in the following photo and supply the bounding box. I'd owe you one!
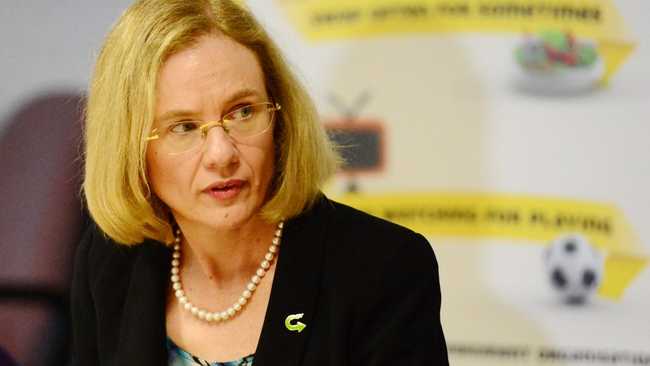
[224,103,275,138]
[161,121,203,154]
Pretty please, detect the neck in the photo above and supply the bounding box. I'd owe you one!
[176,215,276,286]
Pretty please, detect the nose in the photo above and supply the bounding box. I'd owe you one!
[200,125,239,171]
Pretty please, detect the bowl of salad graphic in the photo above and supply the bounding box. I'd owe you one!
[515,30,604,94]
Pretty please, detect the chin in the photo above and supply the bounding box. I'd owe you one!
[204,203,262,230]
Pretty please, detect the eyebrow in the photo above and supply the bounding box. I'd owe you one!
[224,88,261,106]
[155,88,263,123]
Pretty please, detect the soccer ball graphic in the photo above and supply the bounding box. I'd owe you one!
[543,233,604,304]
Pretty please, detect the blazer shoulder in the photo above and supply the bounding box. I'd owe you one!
[74,222,147,286]
[328,199,427,242]
[323,198,436,271]
[327,199,416,236]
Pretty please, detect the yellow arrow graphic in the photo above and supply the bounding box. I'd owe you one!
[336,192,648,300]
[277,0,635,84]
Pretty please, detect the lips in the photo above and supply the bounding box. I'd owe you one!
[204,179,246,200]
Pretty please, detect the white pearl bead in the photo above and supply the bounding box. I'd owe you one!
[171,267,179,275]
[278,222,284,229]
[247,283,257,292]
[269,245,278,254]
[173,282,181,290]
[265,253,274,261]
[173,252,180,259]
[171,275,179,282]
[261,260,270,269]
[227,308,236,316]
[171,259,180,267]
[175,290,183,298]
[173,244,180,250]
[243,290,252,299]
[220,312,229,320]
[256,268,266,277]
[251,275,261,284]
[272,237,280,245]
[191,306,198,315]
[179,296,188,305]
[234,303,242,311]
[183,303,192,311]
[206,313,214,322]
[198,310,206,319]
[238,297,247,305]
[275,229,282,237]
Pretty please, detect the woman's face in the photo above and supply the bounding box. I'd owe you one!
[147,34,275,232]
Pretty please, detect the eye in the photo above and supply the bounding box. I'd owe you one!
[169,121,200,134]
[227,105,255,121]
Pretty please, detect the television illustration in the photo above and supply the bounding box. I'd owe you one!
[325,120,386,175]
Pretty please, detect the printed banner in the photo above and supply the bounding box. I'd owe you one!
[337,192,648,299]
[278,0,635,83]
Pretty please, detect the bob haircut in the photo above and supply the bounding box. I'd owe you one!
[84,0,340,245]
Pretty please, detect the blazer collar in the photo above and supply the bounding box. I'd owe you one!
[115,238,170,365]
[254,195,332,366]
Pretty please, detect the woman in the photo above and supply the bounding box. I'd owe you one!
[72,0,448,365]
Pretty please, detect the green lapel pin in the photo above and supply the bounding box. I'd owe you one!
[285,313,306,333]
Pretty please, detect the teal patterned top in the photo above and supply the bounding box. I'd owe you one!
[167,337,254,366]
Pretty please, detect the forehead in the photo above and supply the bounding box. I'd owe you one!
[155,34,267,116]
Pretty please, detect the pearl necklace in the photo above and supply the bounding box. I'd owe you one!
[170,221,283,323]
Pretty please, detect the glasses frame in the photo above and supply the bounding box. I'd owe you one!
[146,102,281,154]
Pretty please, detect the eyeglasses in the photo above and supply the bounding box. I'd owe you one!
[147,102,281,155]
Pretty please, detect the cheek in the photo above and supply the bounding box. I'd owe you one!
[260,155,275,187]
[246,140,275,189]
[146,149,179,195]
[258,138,276,184]
[146,151,164,193]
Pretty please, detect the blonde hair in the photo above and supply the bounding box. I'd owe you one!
[84,0,340,245]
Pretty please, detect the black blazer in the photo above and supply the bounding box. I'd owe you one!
[71,196,448,365]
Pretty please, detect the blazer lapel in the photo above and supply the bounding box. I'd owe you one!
[115,241,171,366]
[254,197,332,366]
